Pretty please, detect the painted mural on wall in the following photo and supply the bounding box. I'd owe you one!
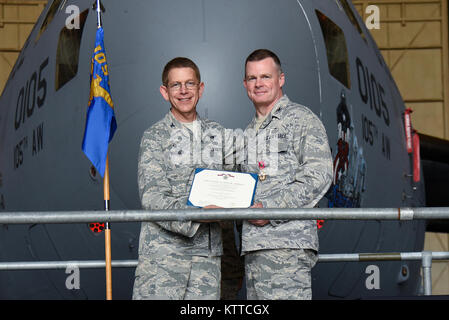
[326,91,367,209]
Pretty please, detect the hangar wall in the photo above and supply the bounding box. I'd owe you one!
[354,0,449,296]
[0,0,46,95]
[354,0,449,139]
[0,0,448,296]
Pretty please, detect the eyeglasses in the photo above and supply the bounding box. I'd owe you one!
[167,81,199,91]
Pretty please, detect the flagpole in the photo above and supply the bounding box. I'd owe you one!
[104,154,112,300]
[96,0,102,28]
[96,0,112,301]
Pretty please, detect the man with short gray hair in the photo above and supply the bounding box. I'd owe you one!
[241,49,333,300]
[132,57,228,300]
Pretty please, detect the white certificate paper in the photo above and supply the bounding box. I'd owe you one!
[187,169,258,208]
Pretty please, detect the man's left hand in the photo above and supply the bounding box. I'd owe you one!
[248,202,269,226]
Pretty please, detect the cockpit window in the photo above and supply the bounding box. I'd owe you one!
[316,10,351,89]
[55,9,89,91]
[36,0,64,42]
[338,0,367,43]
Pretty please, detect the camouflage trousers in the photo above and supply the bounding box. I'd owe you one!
[132,253,221,300]
[245,248,318,300]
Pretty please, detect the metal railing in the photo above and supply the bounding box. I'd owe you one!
[0,206,448,224]
[1,251,448,296]
[1,207,449,297]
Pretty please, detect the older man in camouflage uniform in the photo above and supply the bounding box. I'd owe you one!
[241,49,333,300]
[132,57,230,300]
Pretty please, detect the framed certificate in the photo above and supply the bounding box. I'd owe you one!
[187,168,258,208]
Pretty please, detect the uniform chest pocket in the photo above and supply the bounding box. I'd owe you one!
[164,142,192,169]
[277,137,289,153]
[266,129,289,153]
[166,166,193,194]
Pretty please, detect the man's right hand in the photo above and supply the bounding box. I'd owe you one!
[197,204,222,222]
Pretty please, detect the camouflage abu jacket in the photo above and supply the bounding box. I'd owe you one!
[137,111,230,257]
[240,95,333,253]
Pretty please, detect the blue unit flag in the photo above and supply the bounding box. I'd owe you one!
[82,26,117,177]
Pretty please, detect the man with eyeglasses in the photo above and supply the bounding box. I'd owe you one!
[132,57,234,300]
[241,49,333,300]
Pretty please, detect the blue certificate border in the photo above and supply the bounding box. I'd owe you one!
[187,168,259,208]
